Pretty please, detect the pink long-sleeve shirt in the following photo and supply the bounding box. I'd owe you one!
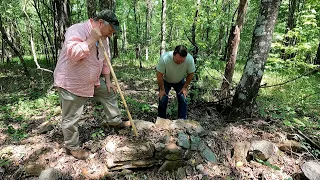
[54,20,111,97]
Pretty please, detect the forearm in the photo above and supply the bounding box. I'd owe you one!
[104,73,112,84]
[86,37,97,50]
[183,73,194,89]
[157,72,165,90]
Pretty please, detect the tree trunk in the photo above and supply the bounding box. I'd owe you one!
[87,0,97,18]
[0,15,29,77]
[160,0,166,55]
[231,0,281,115]
[33,0,56,64]
[220,0,248,99]
[191,0,200,80]
[102,0,118,58]
[145,0,151,61]
[188,0,201,103]
[281,0,298,60]
[53,0,70,63]
[1,37,4,63]
[133,0,141,62]
[122,22,128,52]
[99,0,115,11]
[314,41,320,65]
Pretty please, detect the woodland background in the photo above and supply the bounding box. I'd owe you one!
[0,0,320,179]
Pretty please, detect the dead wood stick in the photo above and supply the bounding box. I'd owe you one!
[99,38,138,136]
[295,128,320,151]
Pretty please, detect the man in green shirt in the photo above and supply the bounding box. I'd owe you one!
[156,45,196,119]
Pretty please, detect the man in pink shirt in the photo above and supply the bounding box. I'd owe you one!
[54,9,126,160]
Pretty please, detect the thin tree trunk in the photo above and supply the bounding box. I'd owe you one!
[314,41,320,65]
[33,0,56,64]
[0,16,29,77]
[232,0,281,115]
[122,22,127,52]
[160,0,166,55]
[191,0,200,80]
[53,0,70,64]
[1,36,4,63]
[133,0,141,62]
[87,0,97,18]
[100,0,118,58]
[282,0,298,60]
[220,0,248,99]
[145,0,151,61]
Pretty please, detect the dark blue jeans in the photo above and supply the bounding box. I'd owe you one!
[158,79,187,119]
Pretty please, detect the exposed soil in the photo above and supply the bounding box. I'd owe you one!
[0,66,317,180]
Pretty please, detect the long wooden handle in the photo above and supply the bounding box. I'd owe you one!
[99,38,138,136]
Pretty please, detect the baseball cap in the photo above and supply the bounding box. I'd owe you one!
[96,9,121,32]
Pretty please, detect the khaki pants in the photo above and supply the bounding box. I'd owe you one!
[57,78,121,150]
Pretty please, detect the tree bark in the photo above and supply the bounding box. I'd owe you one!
[145,0,151,61]
[160,0,166,55]
[281,0,298,60]
[190,0,200,80]
[33,0,56,64]
[99,0,115,11]
[0,15,29,77]
[314,41,320,65]
[87,0,97,18]
[53,0,70,63]
[101,0,118,58]
[122,22,128,52]
[220,0,248,99]
[231,0,281,115]
[133,0,141,61]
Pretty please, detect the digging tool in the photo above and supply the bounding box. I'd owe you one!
[98,38,138,136]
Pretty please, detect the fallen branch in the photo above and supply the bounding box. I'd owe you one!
[23,2,53,73]
[260,67,319,88]
[295,128,320,152]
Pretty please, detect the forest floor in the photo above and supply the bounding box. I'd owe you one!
[0,64,318,179]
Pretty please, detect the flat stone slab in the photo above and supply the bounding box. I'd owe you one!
[112,140,154,162]
[301,161,320,180]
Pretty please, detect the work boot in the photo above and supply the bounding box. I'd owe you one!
[66,148,89,160]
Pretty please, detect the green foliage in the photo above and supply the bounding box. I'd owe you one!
[125,97,152,114]
[91,129,105,140]
[0,158,10,167]
[256,158,281,171]
[6,124,28,141]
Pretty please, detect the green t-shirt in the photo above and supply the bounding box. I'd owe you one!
[156,51,196,83]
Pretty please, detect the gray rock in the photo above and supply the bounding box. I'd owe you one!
[250,140,276,161]
[201,147,218,163]
[24,163,45,176]
[198,140,207,152]
[39,168,62,180]
[196,164,204,171]
[165,153,182,161]
[183,150,192,160]
[156,143,183,160]
[113,140,154,162]
[171,120,205,136]
[155,118,172,129]
[176,167,186,179]
[190,136,201,151]
[278,140,307,153]
[37,121,54,134]
[301,161,320,180]
[177,132,190,149]
[155,143,165,151]
[133,120,155,131]
[158,160,184,172]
